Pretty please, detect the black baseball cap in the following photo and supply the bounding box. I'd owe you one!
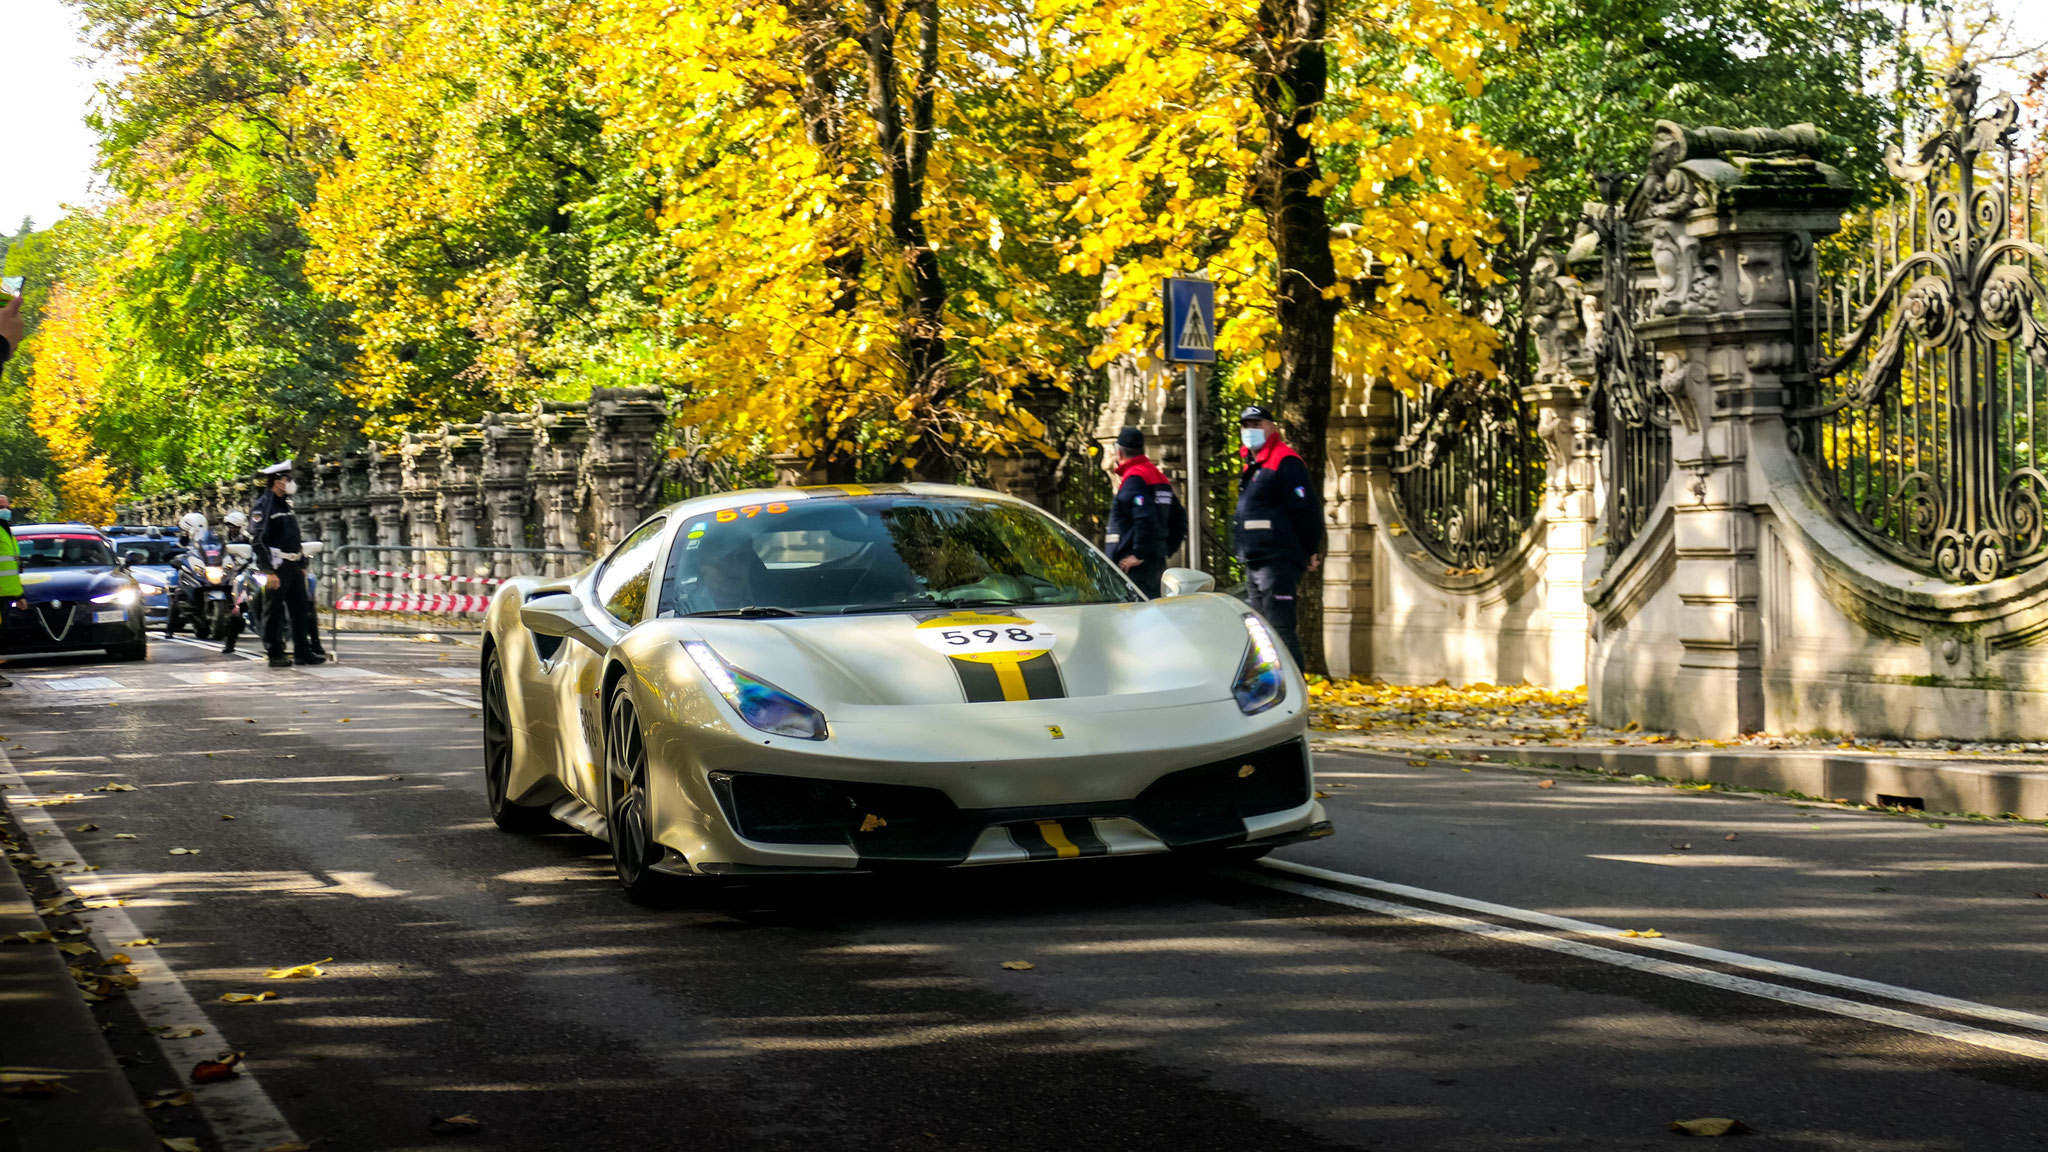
[1115,427,1145,452]
[1239,405,1275,423]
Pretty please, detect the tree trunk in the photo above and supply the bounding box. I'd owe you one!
[793,0,866,479]
[860,0,950,465]
[1250,0,1338,676]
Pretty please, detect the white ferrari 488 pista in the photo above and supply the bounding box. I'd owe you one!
[481,483,1330,900]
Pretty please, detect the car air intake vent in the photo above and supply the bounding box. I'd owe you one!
[710,771,962,852]
[1131,738,1312,849]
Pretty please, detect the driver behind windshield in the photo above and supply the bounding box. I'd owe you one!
[677,530,765,613]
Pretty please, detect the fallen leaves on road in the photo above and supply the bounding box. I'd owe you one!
[163,1136,204,1151]
[103,953,133,966]
[124,938,159,947]
[57,942,94,956]
[264,957,332,980]
[0,1073,70,1097]
[91,782,136,792]
[169,848,201,856]
[220,813,236,820]
[2,931,56,944]
[1725,833,1739,841]
[261,1143,315,1152]
[1669,1117,1749,1136]
[158,1027,205,1039]
[36,896,80,916]
[74,823,98,832]
[143,1089,194,1109]
[999,960,1035,971]
[115,833,138,840]
[428,1113,482,1136]
[220,991,278,1003]
[1536,779,1555,789]
[1620,929,1665,939]
[189,1052,243,1083]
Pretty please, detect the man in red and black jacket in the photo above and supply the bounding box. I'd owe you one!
[1232,405,1322,667]
[1104,427,1180,598]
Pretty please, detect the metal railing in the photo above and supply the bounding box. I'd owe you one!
[319,544,594,653]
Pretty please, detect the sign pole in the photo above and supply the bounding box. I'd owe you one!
[1184,364,1200,572]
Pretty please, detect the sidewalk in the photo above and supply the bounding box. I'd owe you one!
[0,815,159,1152]
[1308,680,2048,819]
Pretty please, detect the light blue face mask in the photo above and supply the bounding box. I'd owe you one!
[0,508,11,523]
[1240,428,1268,451]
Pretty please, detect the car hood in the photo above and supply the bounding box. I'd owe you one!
[16,567,130,604]
[130,564,178,586]
[640,594,1258,711]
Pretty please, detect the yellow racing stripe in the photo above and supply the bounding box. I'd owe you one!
[990,659,1029,701]
[839,483,872,495]
[1036,820,1081,859]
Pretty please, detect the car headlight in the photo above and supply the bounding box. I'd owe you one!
[92,587,141,607]
[137,583,165,596]
[1232,615,1286,715]
[205,565,226,582]
[683,641,829,740]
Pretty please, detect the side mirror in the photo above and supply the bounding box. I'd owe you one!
[1159,567,1215,597]
[301,541,325,557]
[519,594,609,654]
[122,550,148,567]
[225,543,254,561]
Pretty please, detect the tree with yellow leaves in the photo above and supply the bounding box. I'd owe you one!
[26,286,122,524]
[583,0,1091,479]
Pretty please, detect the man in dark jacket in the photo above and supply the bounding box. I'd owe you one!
[1104,427,1179,598]
[249,460,325,669]
[1232,405,1322,667]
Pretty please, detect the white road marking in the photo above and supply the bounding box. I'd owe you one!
[1240,869,2048,1062]
[43,676,125,692]
[166,634,263,661]
[0,748,302,1152]
[298,665,385,680]
[1261,858,2048,1036]
[169,670,259,686]
[424,668,472,679]
[409,689,474,708]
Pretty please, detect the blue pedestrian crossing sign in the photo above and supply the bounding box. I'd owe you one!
[1163,276,1217,364]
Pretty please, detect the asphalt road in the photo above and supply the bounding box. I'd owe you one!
[4,635,2048,1151]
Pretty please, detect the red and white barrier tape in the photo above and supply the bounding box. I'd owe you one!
[335,595,493,614]
[336,567,503,586]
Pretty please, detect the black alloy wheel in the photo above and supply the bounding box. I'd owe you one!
[192,594,214,641]
[605,688,682,904]
[483,651,553,833]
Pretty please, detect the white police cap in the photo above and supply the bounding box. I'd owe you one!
[259,459,296,476]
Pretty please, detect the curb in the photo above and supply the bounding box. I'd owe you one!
[1323,740,2048,819]
[0,821,160,1152]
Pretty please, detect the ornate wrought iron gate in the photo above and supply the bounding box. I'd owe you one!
[1389,375,1547,573]
[1792,67,2048,584]
[1587,174,1674,555]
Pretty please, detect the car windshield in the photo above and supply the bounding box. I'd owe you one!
[664,494,1138,616]
[17,534,116,568]
[109,538,180,564]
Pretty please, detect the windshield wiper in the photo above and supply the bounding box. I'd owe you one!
[931,596,1034,608]
[686,605,803,618]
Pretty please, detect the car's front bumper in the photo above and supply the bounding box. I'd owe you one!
[636,690,1328,873]
[1,602,147,654]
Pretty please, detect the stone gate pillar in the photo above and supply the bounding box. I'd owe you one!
[1319,372,1397,680]
[368,443,406,590]
[310,457,346,548]
[340,453,373,569]
[440,424,485,555]
[1527,249,1601,689]
[482,413,538,573]
[585,388,669,547]
[400,433,444,558]
[534,403,590,574]
[1631,121,1851,735]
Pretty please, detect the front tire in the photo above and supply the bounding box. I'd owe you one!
[164,602,182,639]
[108,640,147,662]
[483,651,554,833]
[604,689,684,905]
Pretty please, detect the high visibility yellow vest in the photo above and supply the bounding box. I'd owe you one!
[0,526,21,598]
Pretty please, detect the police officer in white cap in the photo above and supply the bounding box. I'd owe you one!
[250,460,324,669]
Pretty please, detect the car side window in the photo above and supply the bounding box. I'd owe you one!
[595,518,667,625]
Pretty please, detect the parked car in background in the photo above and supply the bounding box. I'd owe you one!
[105,527,182,624]
[4,524,150,661]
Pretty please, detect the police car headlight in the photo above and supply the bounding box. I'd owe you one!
[683,641,828,740]
[137,582,165,596]
[92,587,141,607]
[1232,615,1286,715]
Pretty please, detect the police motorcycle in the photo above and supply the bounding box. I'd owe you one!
[165,512,232,640]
